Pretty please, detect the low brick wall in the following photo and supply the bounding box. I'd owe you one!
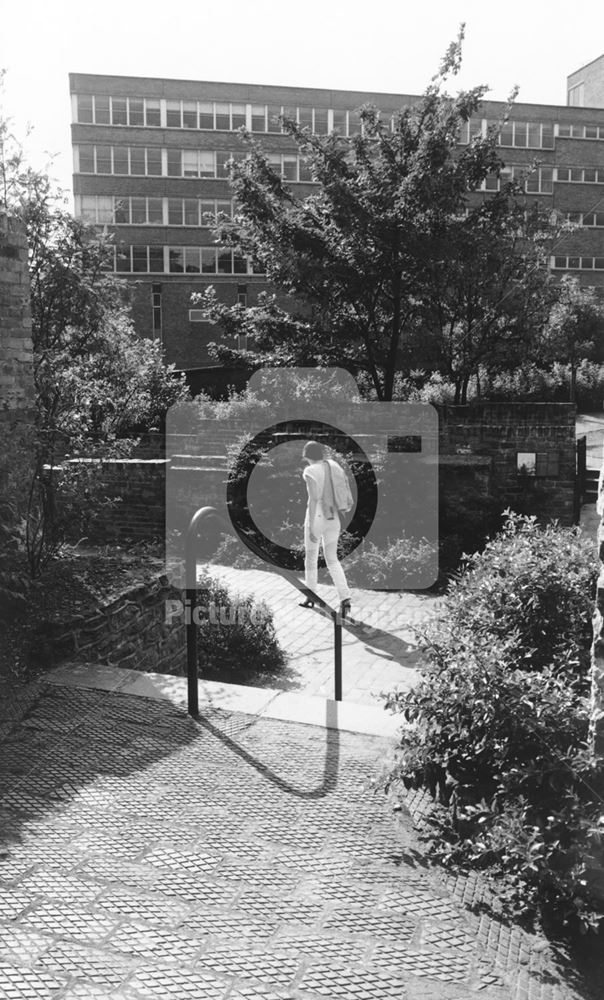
[439,403,577,524]
[63,458,169,543]
[32,571,186,675]
[62,402,578,544]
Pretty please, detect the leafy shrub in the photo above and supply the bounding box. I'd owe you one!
[211,527,435,591]
[363,370,467,404]
[428,511,596,678]
[385,641,604,930]
[191,388,272,423]
[341,536,437,589]
[487,360,604,409]
[196,571,286,681]
[191,368,357,421]
[383,512,603,931]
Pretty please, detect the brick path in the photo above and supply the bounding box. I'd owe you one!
[0,681,590,1000]
[204,566,443,705]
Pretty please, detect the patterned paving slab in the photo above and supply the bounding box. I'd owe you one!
[0,682,592,1000]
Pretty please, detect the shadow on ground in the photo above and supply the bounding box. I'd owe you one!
[0,681,341,857]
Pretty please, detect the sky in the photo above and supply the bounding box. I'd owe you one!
[2,0,604,203]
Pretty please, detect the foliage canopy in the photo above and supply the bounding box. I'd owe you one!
[195,31,558,401]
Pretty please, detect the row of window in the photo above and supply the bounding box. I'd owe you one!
[75,144,317,181]
[116,245,604,276]
[74,95,604,147]
[558,123,604,140]
[76,144,243,177]
[551,255,604,270]
[114,245,604,276]
[556,166,604,183]
[115,245,264,275]
[75,94,360,135]
[482,163,604,193]
[77,195,235,226]
[77,144,162,176]
[71,143,604,189]
[78,194,604,233]
[566,211,604,227]
[482,165,554,193]
[488,120,555,149]
[76,95,161,127]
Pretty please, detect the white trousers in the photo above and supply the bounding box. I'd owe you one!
[304,509,351,602]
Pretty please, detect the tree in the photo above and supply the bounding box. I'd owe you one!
[194,30,557,402]
[1,92,188,573]
[537,275,604,402]
[21,194,188,572]
[417,191,555,403]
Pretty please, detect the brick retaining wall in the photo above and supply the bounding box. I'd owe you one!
[33,571,186,675]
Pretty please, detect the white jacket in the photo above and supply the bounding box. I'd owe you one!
[323,459,354,514]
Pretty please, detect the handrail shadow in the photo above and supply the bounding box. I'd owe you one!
[195,704,341,799]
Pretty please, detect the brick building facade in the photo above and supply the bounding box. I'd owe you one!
[70,71,604,369]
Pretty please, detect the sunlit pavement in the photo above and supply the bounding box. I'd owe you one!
[203,565,443,706]
[0,677,588,1000]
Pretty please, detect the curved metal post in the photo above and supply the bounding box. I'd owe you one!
[185,506,228,717]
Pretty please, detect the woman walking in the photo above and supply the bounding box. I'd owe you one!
[299,440,352,618]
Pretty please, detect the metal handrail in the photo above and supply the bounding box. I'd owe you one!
[184,505,343,716]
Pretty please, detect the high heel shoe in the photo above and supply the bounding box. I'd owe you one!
[299,598,315,608]
[340,599,351,619]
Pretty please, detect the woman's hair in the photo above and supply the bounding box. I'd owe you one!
[302,440,324,461]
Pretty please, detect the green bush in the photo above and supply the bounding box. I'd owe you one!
[488,360,604,409]
[383,513,603,932]
[385,361,604,409]
[341,535,437,589]
[191,388,272,423]
[385,642,604,930]
[428,511,596,678]
[196,571,286,681]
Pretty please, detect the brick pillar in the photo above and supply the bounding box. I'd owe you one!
[0,213,34,414]
[0,213,35,508]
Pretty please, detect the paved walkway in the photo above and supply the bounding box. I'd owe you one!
[0,673,593,1000]
[203,566,443,706]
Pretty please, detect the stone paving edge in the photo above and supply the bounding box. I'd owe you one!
[42,662,404,738]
